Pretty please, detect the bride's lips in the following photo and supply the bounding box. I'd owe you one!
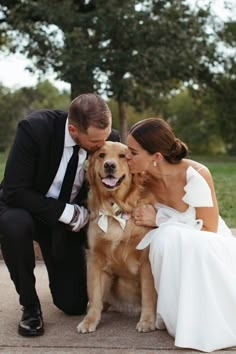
[127,163,132,170]
[128,163,134,172]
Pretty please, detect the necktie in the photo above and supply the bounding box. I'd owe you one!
[52,145,79,261]
[59,145,79,202]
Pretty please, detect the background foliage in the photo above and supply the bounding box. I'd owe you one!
[0,81,70,151]
[1,0,235,142]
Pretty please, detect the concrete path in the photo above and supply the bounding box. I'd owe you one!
[1,228,236,353]
[0,261,176,354]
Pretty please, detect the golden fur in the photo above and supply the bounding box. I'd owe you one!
[77,141,157,333]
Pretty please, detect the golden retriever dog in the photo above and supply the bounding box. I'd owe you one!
[77,141,157,334]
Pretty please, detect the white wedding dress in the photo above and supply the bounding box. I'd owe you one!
[137,166,235,352]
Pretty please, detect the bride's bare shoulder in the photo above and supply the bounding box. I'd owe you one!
[183,158,208,173]
[183,159,214,188]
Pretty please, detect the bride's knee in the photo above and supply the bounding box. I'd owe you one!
[151,225,185,251]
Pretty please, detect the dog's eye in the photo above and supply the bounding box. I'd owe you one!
[99,153,105,158]
[119,154,126,158]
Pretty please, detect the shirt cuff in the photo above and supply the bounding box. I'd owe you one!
[59,203,74,224]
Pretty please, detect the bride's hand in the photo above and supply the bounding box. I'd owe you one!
[132,204,157,227]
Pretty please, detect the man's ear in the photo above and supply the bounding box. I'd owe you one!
[68,124,76,135]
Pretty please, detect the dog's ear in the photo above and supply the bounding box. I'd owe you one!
[86,154,96,186]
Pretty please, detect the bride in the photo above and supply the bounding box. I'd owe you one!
[126,117,235,352]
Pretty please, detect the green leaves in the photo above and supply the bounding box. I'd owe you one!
[0,0,233,143]
[0,81,70,152]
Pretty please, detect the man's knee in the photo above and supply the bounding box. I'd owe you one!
[52,294,88,315]
[0,208,34,240]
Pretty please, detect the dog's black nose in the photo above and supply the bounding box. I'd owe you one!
[104,160,116,173]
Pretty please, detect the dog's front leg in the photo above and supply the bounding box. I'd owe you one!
[77,259,109,333]
[136,260,157,333]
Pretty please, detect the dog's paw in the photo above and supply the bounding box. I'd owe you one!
[136,317,156,333]
[77,318,98,334]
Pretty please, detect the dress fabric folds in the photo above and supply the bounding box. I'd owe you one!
[137,166,235,352]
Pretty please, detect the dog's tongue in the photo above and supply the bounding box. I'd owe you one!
[102,177,119,187]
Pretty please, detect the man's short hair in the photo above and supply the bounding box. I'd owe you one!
[68,93,111,133]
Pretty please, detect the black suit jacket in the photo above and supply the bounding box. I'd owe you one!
[0,109,120,227]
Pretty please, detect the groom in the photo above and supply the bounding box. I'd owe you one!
[0,93,120,336]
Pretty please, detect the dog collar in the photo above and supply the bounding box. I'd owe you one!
[98,203,129,232]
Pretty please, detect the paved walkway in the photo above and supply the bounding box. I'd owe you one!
[1,229,236,353]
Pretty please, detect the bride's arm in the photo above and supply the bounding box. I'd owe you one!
[132,204,157,227]
[195,168,219,232]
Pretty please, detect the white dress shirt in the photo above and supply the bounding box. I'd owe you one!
[46,119,87,224]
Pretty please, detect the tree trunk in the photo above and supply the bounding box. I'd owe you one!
[70,80,94,100]
[71,83,77,100]
[117,97,127,143]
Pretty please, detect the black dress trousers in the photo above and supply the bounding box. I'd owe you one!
[0,197,88,315]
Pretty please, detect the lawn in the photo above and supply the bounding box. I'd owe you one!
[191,156,236,228]
[0,153,235,227]
[0,152,6,179]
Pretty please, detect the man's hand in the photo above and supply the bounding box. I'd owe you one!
[69,205,89,232]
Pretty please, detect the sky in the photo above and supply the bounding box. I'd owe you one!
[0,0,234,92]
[0,52,70,91]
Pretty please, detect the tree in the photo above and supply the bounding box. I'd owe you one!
[199,20,236,154]
[214,21,236,154]
[0,85,15,151]
[165,88,225,155]
[205,72,236,154]
[0,81,70,151]
[0,1,225,141]
[28,80,70,110]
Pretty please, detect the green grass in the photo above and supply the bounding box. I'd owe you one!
[0,153,235,227]
[191,156,236,228]
[0,152,6,180]
[206,162,236,228]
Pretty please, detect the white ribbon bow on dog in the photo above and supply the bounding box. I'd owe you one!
[98,203,129,232]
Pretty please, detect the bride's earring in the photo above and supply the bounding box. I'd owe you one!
[153,161,157,167]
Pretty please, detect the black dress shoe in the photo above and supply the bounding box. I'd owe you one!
[18,304,44,336]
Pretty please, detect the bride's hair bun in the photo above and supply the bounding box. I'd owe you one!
[166,138,188,163]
